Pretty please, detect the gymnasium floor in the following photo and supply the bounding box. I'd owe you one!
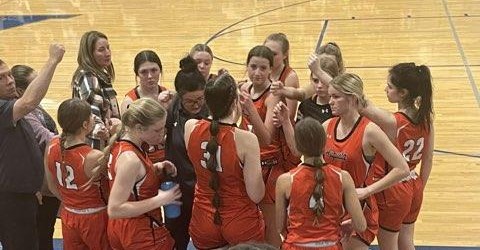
[1,0,479,249]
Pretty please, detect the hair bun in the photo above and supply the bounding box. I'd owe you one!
[179,56,198,72]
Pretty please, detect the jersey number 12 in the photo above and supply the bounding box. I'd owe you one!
[55,162,78,190]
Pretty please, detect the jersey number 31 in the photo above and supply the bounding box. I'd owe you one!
[200,141,223,172]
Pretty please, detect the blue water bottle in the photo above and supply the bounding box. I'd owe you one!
[160,174,181,219]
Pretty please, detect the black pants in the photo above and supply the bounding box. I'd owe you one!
[37,196,60,250]
[0,192,39,250]
[165,183,194,250]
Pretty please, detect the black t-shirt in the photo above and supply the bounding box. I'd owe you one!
[165,97,209,188]
[296,95,333,123]
[0,99,44,193]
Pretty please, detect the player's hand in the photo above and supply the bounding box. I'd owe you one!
[155,185,182,206]
[49,43,65,64]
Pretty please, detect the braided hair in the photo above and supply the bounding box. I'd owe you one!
[294,117,327,221]
[203,73,238,225]
[57,99,92,185]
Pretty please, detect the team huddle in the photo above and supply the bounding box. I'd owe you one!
[0,30,433,250]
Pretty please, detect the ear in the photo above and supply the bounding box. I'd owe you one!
[82,120,89,130]
[231,99,239,117]
[134,123,144,132]
[348,94,359,107]
[399,88,409,99]
[283,51,289,61]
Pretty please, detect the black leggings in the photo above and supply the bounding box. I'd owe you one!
[37,196,60,250]
[165,184,194,250]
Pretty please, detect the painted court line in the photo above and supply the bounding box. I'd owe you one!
[442,0,480,108]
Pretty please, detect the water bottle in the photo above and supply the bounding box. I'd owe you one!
[160,176,181,219]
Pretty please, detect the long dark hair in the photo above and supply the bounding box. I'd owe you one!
[57,99,92,176]
[246,45,274,67]
[203,73,238,225]
[134,50,163,76]
[294,117,327,219]
[389,63,433,129]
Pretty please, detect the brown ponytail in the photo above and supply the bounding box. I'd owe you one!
[389,63,433,129]
[203,73,239,225]
[311,156,325,219]
[59,132,67,171]
[294,118,327,222]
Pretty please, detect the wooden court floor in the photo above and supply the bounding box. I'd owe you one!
[1,0,479,247]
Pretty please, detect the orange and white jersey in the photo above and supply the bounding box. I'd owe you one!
[239,84,283,163]
[285,163,344,244]
[125,85,167,163]
[108,140,163,222]
[187,119,258,215]
[47,137,106,209]
[324,116,374,188]
[373,112,431,179]
[394,112,430,171]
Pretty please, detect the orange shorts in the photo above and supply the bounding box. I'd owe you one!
[260,151,285,204]
[60,207,110,250]
[350,196,378,246]
[108,216,174,250]
[282,242,342,250]
[376,174,424,232]
[189,205,265,249]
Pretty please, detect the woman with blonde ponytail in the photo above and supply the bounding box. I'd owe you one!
[105,98,181,249]
[275,117,366,250]
[184,73,265,249]
[322,73,409,250]
[44,98,110,249]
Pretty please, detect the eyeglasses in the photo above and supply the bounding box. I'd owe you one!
[182,96,205,107]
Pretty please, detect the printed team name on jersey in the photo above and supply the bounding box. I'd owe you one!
[325,150,348,161]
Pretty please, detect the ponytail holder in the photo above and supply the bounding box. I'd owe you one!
[416,65,422,74]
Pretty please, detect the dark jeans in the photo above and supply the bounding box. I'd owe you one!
[165,183,194,250]
[37,196,60,250]
[0,192,39,250]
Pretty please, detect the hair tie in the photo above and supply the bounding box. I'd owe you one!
[414,64,424,74]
